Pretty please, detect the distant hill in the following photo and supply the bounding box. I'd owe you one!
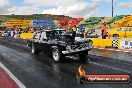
[0,14,71,23]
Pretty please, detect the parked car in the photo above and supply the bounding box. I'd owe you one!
[2,30,11,37]
[86,29,95,35]
[27,29,93,62]
[108,27,132,38]
[86,29,99,38]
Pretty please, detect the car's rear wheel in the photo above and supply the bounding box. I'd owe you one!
[31,44,39,55]
[79,51,88,61]
[113,34,119,38]
[52,48,62,63]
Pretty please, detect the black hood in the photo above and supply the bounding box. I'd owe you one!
[57,31,89,44]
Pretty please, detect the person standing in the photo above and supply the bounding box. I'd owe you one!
[11,29,14,37]
[72,25,77,36]
[15,28,19,35]
[101,22,107,39]
[73,25,77,32]
[78,24,85,37]
[29,27,34,33]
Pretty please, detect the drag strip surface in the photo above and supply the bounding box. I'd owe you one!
[0,37,132,88]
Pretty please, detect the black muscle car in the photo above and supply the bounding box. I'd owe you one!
[27,29,93,62]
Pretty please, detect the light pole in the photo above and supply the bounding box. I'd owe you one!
[112,0,114,17]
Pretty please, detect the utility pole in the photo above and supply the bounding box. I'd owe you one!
[112,0,114,17]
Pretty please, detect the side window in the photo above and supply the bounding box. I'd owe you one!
[120,28,127,31]
[127,28,131,31]
[33,32,41,40]
[40,32,47,41]
[122,28,126,31]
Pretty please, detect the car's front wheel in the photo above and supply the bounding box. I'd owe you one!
[52,48,63,63]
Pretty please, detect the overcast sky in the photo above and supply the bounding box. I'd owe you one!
[0,0,132,17]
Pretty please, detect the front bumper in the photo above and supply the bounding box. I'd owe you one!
[62,47,92,55]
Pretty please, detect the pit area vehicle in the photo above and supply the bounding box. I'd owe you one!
[27,29,93,62]
[86,29,99,38]
[108,27,132,38]
[1,30,12,37]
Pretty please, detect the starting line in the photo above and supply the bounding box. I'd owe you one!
[0,62,26,88]
[94,47,132,53]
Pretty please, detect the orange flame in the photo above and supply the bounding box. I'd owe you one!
[78,65,86,76]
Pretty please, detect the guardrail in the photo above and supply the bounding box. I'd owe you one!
[88,38,112,48]
[89,37,132,51]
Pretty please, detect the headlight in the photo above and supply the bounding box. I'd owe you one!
[66,45,71,50]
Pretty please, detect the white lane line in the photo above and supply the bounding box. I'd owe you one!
[98,48,105,50]
[89,61,132,73]
[114,50,122,52]
[106,49,114,51]
[0,62,26,88]
[123,51,130,53]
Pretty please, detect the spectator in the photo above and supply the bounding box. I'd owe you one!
[101,22,107,39]
[78,25,84,37]
[18,28,22,34]
[24,27,29,33]
[72,25,77,36]
[15,28,19,35]
[73,25,77,32]
[10,30,15,37]
[83,27,88,38]
[34,28,36,31]
[29,27,34,33]
[127,24,131,27]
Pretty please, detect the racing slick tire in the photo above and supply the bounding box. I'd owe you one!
[52,47,63,63]
[113,34,119,38]
[31,44,39,55]
[79,51,88,62]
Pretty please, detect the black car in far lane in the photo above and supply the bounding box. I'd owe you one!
[27,29,93,62]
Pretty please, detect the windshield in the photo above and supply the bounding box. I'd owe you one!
[46,30,75,42]
[46,30,67,40]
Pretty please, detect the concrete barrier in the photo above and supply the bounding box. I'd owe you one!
[20,33,35,39]
[88,38,112,48]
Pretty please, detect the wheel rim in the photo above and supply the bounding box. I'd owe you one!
[53,50,59,61]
